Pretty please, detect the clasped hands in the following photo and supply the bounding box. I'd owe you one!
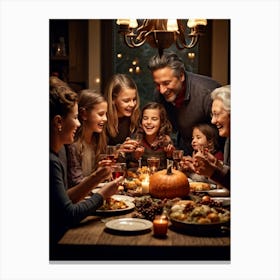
[180,148,221,178]
[116,137,144,159]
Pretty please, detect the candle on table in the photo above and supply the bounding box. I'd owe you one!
[153,215,168,236]
[141,175,149,194]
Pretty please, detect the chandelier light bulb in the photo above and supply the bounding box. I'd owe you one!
[167,19,178,31]
[129,19,138,29]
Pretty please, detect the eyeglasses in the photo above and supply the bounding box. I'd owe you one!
[210,110,225,119]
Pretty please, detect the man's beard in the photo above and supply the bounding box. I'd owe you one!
[163,90,177,103]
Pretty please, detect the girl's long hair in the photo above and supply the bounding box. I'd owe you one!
[136,102,173,148]
[104,74,140,138]
[74,89,107,162]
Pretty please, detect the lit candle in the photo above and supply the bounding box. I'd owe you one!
[141,176,149,194]
[153,215,168,236]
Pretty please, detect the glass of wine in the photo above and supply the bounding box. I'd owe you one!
[111,163,126,180]
[98,153,112,167]
[172,150,184,170]
[106,145,117,162]
[147,156,160,174]
[131,134,144,168]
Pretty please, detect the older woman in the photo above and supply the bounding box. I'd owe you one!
[193,85,231,189]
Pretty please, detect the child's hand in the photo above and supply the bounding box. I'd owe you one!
[119,137,139,153]
[193,152,216,178]
[134,145,145,160]
[180,155,195,172]
[164,144,175,158]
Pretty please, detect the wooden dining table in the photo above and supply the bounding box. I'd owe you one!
[52,194,230,261]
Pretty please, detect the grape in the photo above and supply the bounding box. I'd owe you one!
[134,197,164,221]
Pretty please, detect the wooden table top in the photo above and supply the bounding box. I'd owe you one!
[54,205,230,261]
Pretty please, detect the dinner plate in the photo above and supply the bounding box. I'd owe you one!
[111,194,135,203]
[95,201,135,215]
[91,191,135,203]
[105,218,153,232]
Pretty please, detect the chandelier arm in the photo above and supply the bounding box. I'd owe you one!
[124,34,136,48]
[176,34,199,49]
[124,33,147,48]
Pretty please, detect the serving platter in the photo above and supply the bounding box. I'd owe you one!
[170,217,230,235]
[168,199,230,235]
[211,197,230,207]
[192,188,230,197]
[105,218,152,232]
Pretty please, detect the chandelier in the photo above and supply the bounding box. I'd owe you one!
[116,19,207,56]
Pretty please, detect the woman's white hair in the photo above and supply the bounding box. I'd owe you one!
[211,85,231,113]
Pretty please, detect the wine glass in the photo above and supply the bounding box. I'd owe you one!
[111,163,126,181]
[131,134,144,168]
[106,145,117,162]
[172,150,184,170]
[147,156,160,174]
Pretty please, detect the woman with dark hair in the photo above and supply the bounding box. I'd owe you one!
[49,79,122,249]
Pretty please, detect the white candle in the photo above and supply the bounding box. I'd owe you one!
[141,178,149,194]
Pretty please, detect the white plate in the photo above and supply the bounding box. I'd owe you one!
[91,190,135,202]
[96,201,135,214]
[111,194,135,203]
[105,218,153,232]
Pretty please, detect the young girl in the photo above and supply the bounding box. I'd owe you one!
[49,82,122,247]
[130,102,175,170]
[191,123,223,160]
[66,89,109,187]
[181,123,223,182]
[104,73,140,146]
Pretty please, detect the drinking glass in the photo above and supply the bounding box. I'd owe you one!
[172,150,184,170]
[131,134,144,168]
[106,145,117,162]
[111,163,127,180]
[147,156,160,174]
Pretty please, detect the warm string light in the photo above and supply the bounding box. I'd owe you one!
[117,57,141,74]
[188,52,195,60]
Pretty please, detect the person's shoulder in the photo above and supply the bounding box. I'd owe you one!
[186,72,221,97]
[50,151,58,161]
[186,71,220,86]
[50,151,62,169]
